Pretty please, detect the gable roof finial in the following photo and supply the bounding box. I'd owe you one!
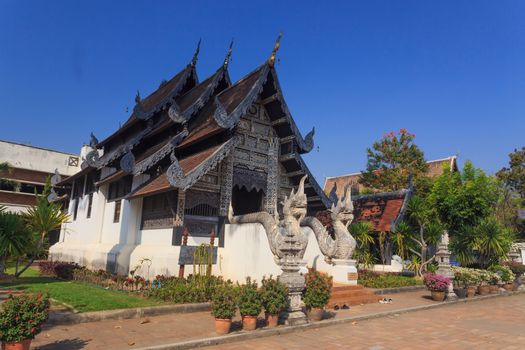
[191,38,202,67]
[223,38,234,69]
[268,32,282,67]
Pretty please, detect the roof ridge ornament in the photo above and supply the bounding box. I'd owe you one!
[191,38,202,67]
[223,38,234,69]
[268,32,282,67]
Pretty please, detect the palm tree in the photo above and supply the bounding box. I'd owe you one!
[474,217,513,268]
[16,179,70,277]
[0,211,33,275]
[349,222,375,267]
[392,221,411,260]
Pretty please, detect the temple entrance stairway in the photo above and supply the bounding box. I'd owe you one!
[327,284,381,309]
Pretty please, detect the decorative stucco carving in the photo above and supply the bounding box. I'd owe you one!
[264,137,279,215]
[219,155,234,216]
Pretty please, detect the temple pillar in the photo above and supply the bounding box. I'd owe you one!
[172,190,186,246]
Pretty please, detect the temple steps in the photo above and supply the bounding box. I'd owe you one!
[327,284,381,309]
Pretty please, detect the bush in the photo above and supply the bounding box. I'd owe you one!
[358,270,423,288]
[423,273,450,292]
[451,267,480,287]
[38,261,80,280]
[147,275,225,303]
[303,270,332,309]
[260,276,288,315]
[489,265,515,283]
[211,283,237,320]
[238,278,262,317]
[504,261,525,277]
[0,292,50,343]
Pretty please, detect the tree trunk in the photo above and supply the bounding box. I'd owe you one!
[0,255,6,276]
[15,232,45,277]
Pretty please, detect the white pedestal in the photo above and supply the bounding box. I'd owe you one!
[331,259,358,285]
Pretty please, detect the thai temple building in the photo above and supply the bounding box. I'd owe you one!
[50,37,336,281]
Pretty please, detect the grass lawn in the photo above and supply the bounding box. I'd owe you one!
[1,268,164,312]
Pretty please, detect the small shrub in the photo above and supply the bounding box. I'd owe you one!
[489,265,515,283]
[238,278,262,317]
[303,270,332,309]
[0,292,50,343]
[260,276,288,315]
[358,269,423,288]
[504,261,525,277]
[211,283,237,320]
[38,261,79,280]
[423,273,450,292]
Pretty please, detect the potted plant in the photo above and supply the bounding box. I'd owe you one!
[491,265,515,291]
[505,262,525,290]
[477,270,491,295]
[451,267,468,299]
[488,271,501,294]
[260,276,288,328]
[423,273,450,302]
[466,269,480,297]
[211,283,237,335]
[0,292,50,350]
[238,278,262,331]
[303,270,332,321]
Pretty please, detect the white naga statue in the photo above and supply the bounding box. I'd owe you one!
[228,175,310,325]
[301,185,357,263]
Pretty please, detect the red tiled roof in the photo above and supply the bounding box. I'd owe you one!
[353,193,406,232]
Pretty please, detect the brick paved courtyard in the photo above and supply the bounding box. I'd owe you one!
[204,294,525,350]
[31,292,525,349]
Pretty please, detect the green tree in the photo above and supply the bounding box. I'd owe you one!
[429,161,499,233]
[16,179,70,277]
[0,212,33,275]
[360,129,428,192]
[473,217,514,268]
[497,147,525,198]
[404,196,443,276]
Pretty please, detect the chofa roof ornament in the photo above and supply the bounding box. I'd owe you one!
[268,32,282,68]
[223,38,234,69]
[191,38,202,67]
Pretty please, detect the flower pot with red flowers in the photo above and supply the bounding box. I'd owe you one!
[0,292,50,350]
[303,270,332,321]
[238,278,262,331]
[260,276,288,328]
[423,273,450,302]
[211,284,237,335]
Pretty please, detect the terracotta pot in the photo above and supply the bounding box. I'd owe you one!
[453,288,467,299]
[478,285,490,295]
[242,315,258,331]
[265,313,279,328]
[512,282,519,291]
[214,318,232,335]
[1,339,31,350]
[503,283,514,291]
[467,286,477,298]
[431,290,446,302]
[308,307,324,321]
[489,285,499,294]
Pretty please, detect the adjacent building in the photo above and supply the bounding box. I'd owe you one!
[0,139,81,213]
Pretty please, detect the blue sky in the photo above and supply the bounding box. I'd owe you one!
[1,1,524,182]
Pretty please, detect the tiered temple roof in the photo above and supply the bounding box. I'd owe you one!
[60,38,329,213]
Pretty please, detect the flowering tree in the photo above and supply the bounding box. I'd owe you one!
[360,129,428,192]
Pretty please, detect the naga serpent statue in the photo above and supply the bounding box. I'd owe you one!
[228,175,309,264]
[228,175,310,325]
[300,185,357,264]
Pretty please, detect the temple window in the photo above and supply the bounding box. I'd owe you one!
[113,199,122,223]
[141,192,176,230]
[183,189,219,237]
[107,176,132,201]
[86,193,93,218]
